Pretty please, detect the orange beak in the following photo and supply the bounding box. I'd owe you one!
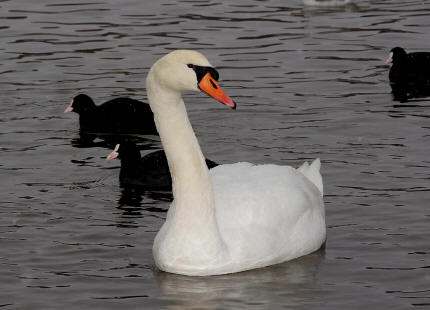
[198,73,236,109]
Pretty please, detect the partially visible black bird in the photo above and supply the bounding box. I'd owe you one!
[106,140,218,190]
[385,47,430,100]
[64,94,157,134]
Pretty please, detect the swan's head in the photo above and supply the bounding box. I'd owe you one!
[147,50,236,109]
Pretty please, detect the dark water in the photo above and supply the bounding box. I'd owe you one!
[1,0,430,309]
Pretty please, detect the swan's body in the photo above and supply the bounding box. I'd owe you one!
[146,50,326,276]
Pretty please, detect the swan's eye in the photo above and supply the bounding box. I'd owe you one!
[188,65,220,83]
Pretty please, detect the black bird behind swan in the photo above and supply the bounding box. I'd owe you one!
[106,140,218,190]
[64,94,157,134]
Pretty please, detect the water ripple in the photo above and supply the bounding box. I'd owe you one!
[1,0,430,309]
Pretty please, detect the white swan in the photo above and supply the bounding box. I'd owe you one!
[146,50,326,276]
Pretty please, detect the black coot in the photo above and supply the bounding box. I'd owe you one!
[385,47,430,101]
[65,94,157,134]
[107,140,218,190]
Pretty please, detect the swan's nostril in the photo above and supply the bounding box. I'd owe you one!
[210,79,218,89]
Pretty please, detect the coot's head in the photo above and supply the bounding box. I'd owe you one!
[64,94,96,114]
[385,47,407,65]
[106,141,141,162]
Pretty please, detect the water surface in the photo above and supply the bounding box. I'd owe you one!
[1,0,429,309]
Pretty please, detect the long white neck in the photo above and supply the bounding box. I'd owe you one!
[146,77,217,227]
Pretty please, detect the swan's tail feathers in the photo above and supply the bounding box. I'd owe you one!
[298,158,323,196]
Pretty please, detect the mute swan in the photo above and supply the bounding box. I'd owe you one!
[64,94,157,134]
[147,50,326,276]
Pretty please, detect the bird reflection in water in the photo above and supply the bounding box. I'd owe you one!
[154,248,325,309]
[117,186,171,216]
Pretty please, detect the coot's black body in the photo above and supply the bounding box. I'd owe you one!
[65,94,157,134]
[111,141,218,190]
[387,47,430,101]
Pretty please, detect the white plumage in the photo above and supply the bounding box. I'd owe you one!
[147,50,326,276]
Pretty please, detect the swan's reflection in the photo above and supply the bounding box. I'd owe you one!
[154,249,325,309]
[303,0,359,13]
